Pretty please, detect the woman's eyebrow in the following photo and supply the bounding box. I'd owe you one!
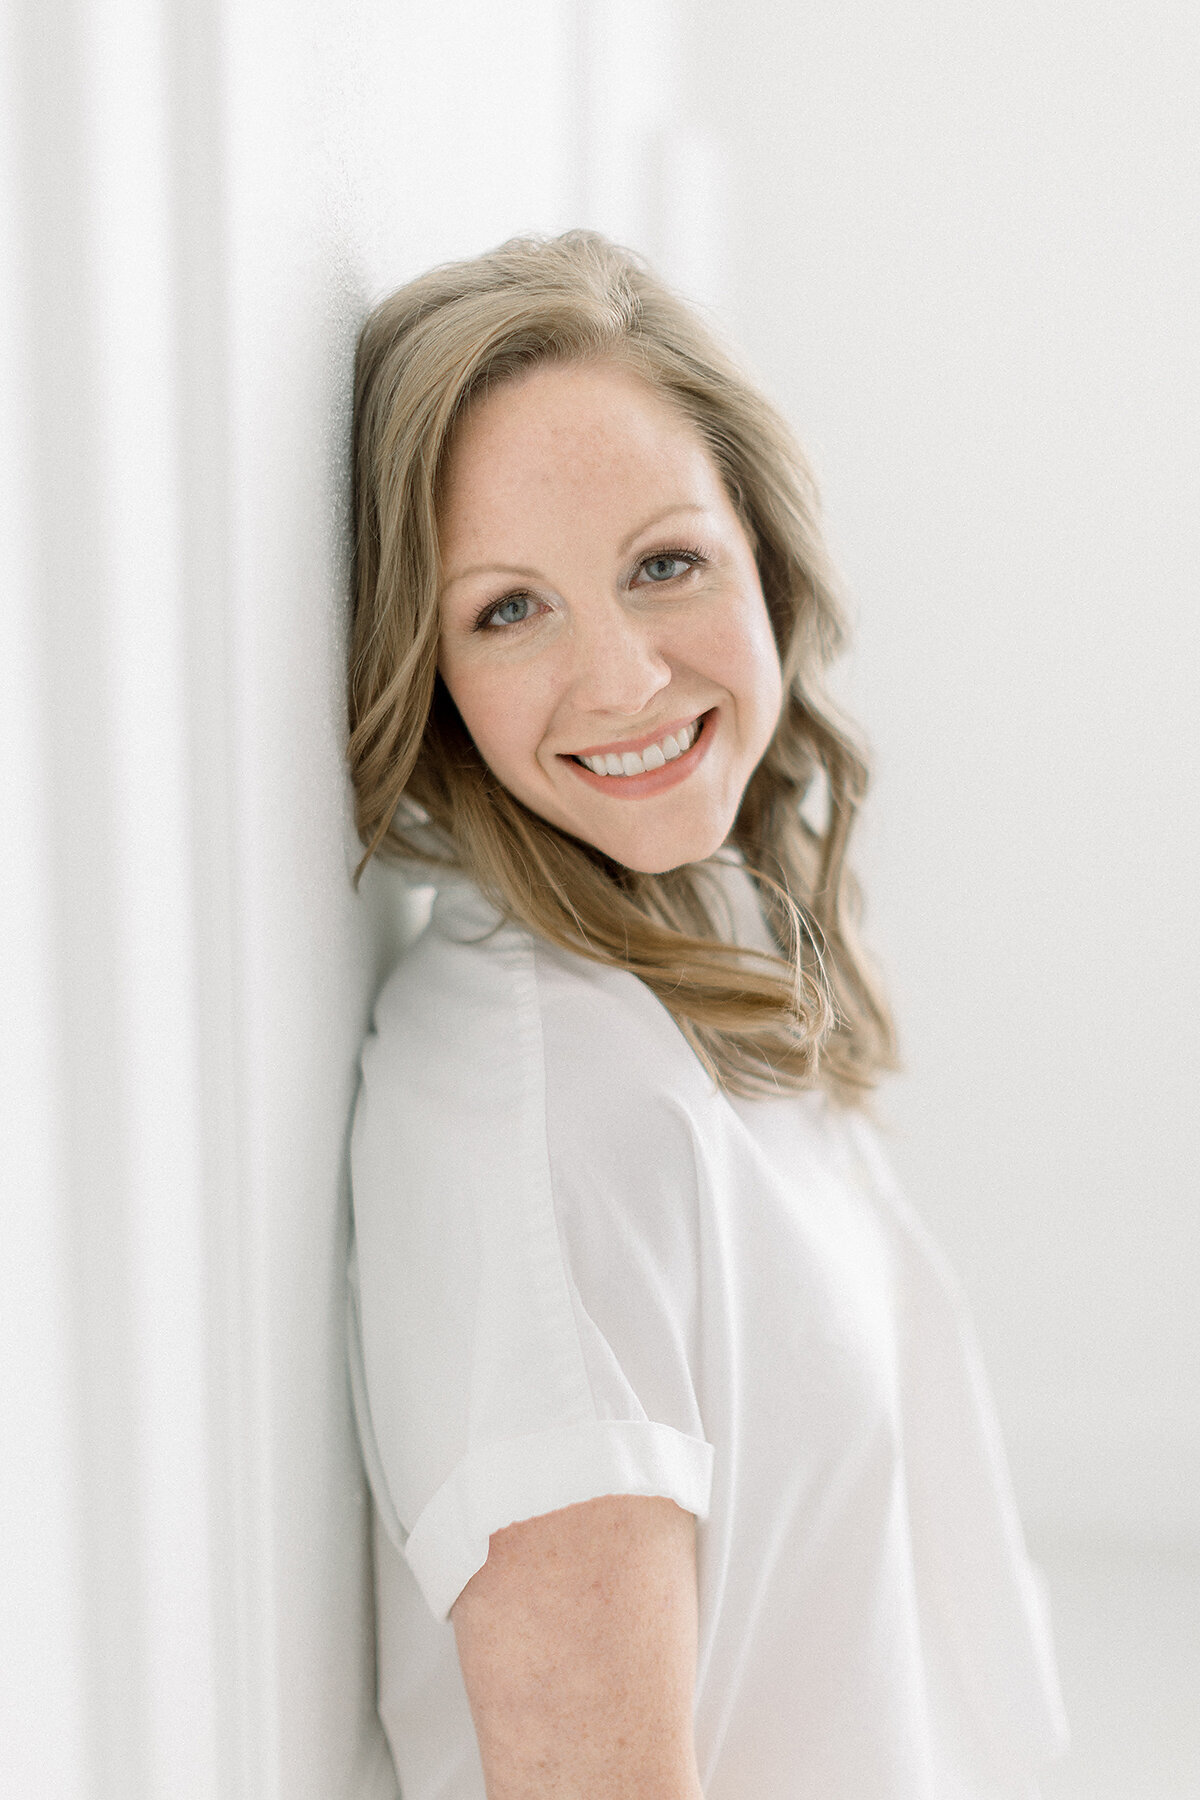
[441,560,543,593]
[617,503,709,557]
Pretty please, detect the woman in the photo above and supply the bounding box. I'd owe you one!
[346,231,1067,1799]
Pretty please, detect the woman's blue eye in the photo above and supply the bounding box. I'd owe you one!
[491,594,533,626]
[642,553,692,582]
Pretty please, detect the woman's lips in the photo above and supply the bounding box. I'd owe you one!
[561,710,715,798]
[569,712,705,762]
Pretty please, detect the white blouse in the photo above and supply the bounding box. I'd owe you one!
[347,857,1068,1799]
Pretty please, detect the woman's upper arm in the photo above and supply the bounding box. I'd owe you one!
[450,1493,705,1800]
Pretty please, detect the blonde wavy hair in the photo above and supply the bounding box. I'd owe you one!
[349,230,895,1101]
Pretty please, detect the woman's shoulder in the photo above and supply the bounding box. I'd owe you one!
[362,875,716,1127]
[351,878,715,1318]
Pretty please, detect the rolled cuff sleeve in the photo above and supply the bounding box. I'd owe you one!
[404,1418,714,1622]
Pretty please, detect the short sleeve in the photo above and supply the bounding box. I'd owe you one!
[348,905,715,1622]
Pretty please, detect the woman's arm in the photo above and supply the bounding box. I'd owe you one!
[450,1493,705,1800]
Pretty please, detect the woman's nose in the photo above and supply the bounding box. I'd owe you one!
[568,598,672,717]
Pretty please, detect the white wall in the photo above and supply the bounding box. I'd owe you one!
[1,1,610,1795]
[688,0,1200,1542]
[3,0,715,1791]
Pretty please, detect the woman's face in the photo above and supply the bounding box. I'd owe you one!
[436,360,784,874]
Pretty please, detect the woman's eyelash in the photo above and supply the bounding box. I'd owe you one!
[470,545,707,632]
[640,545,706,577]
[471,591,533,632]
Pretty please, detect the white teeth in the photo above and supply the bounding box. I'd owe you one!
[577,716,702,777]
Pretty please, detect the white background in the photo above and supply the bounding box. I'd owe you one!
[686,0,1200,1543]
[2,1,1196,1795]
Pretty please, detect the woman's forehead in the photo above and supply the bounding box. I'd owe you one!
[438,361,720,535]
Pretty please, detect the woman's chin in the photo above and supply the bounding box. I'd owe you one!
[515,773,740,874]
[584,814,735,875]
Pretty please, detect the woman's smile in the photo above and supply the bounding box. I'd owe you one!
[436,360,783,873]
[561,709,714,795]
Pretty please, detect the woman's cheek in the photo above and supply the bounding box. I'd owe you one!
[684,607,776,713]
[470,666,550,776]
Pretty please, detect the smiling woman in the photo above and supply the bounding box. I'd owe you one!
[435,360,783,874]
[348,233,894,1100]
[345,232,1068,1799]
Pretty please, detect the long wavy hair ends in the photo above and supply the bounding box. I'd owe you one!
[348,230,896,1101]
